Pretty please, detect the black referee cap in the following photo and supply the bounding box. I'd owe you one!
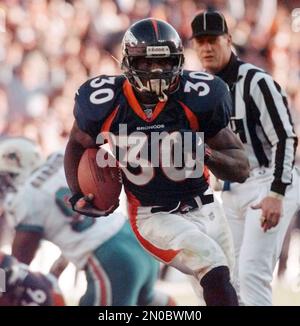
[190,11,228,38]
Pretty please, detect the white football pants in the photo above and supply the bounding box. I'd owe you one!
[127,189,235,283]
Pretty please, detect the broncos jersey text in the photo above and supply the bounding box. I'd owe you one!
[74,71,232,205]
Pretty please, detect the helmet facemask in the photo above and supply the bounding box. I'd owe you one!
[122,54,184,102]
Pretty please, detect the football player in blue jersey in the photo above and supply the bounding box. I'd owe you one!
[65,18,250,306]
[0,252,65,306]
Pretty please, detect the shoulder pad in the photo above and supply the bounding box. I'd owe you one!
[179,70,228,112]
[178,71,231,136]
[75,75,125,119]
[74,75,125,138]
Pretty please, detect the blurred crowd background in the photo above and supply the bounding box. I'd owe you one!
[0,0,300,163]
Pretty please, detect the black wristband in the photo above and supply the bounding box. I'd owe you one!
[69,192,84,209]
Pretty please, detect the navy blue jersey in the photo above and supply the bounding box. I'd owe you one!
[74,71,232,206]
[0,253,64,306]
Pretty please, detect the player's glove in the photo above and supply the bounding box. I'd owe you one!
[69,193,119,218]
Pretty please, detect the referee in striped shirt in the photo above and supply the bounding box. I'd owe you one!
[191,11,300,305]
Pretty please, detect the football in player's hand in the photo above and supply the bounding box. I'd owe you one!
[77,148,122,211]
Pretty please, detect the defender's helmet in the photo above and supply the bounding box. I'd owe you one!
[0,137,43,199]
[121,18,184,102]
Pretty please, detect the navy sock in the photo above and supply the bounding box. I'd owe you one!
[200,266,238,306]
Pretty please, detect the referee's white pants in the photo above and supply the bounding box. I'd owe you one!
[222,167,300,306]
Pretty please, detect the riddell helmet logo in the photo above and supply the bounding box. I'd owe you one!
[146,46,170,57]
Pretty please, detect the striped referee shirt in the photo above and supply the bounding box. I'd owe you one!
[217,54,298,195]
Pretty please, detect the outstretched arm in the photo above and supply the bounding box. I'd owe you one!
[205,126,249,183]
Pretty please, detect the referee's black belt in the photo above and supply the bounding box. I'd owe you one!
[151,193,214,214]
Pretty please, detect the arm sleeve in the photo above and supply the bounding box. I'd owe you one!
[250,74,298,195]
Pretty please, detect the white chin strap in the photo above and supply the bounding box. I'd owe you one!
[133,69,169,102]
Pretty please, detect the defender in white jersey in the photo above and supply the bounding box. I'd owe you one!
[192,11,300,305]
[0,137,174,306]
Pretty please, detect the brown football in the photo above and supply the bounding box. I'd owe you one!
[77,147,122,211]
